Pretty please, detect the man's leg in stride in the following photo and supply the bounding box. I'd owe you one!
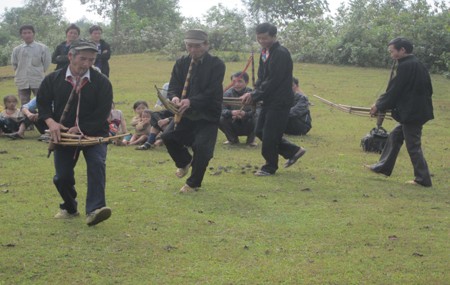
[161,120,194,169]
[403,123,432,187]
[84,144,108,214]
[53,147,79,214]
[257,107,290,174]
[371,124,404,176]
[187,121,218,188]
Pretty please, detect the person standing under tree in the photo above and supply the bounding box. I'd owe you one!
[52,24,80,71]
[37,40,113,226]
[240,23,306,176]
[89,25,111,77]
[365,38,433,187]
[11,25,51,105]
[161,29,225,193]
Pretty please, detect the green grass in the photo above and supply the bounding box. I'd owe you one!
[0,53,449,284]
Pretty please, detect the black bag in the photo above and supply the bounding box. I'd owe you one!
[360,127,389,153]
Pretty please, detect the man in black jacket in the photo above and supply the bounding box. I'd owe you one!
[162,29,225,193]
[241,23,306,176]
[89,25,111,77]
[220,71,257,146]
[38,40,113,225]
[366,38,433,187]
[285,77,312,136]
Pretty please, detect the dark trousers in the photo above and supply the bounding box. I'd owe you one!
[371,123,432,186]
[219,116,255,144]
[285,118,311,135]
[0,117,20,133]
[53,144,107,214]
[255,106,301,174]
[162,118,218,188]
[0,117,29,133]
[150,110,173,132]
[23,116,47,134]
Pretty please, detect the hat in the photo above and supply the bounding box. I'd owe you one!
[184,29,208,44]
[70,39,98,52]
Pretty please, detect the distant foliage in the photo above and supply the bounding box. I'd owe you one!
[279,0,449,72]
[0,0,448,73]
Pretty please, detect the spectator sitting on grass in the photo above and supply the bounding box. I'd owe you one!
[122,100,148,145]
[136,109,173,150]
[21,97,49,139]
[284,77,312,136]
[108,101,128,145]
[0,95,28,139]
[128,109,152,146]
[220,71,257,147]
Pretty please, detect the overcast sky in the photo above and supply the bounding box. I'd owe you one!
[0,0,346,23]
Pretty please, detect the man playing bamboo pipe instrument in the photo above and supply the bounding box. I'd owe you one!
[161,29,225,193]
[37,39,113,225]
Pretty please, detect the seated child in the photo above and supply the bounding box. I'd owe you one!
[122,100,148,145]
[219,71,257,146]
[135,109,173,150]
[0,95,27,139]
[108,102,128,145]
[128,109,152,146]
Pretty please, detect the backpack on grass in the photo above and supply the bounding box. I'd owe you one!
[360,127,389,153]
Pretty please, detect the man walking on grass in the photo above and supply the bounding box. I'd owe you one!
[240,23,306,176]
[37,40,113,225]
[366,38,433,187]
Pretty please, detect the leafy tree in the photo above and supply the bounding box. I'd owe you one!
[79,0,125,36]
[79,0,182,53]
[242,0,329,25]
[203,4,250,52]
[0,0,66,66]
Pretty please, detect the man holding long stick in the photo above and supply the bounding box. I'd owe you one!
[162,30,225,193]
[241,23,306,176]
[37,40,113,225]
[366,38,433,187]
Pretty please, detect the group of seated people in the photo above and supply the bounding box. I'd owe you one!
[0,73,312,145]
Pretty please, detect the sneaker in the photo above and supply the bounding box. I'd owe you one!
[135,142,152,150]
[54,209,80,219]
[176,161,192,178]
[86,207,112,226]
[247,141,258,147]
[179,184,198,193]
[254,169,273,176]
[284,147,306,168]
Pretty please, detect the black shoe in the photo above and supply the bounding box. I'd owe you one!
[284,147,306,168]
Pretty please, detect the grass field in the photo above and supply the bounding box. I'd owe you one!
[0,53,449,284]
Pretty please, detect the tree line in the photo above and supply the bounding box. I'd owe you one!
[0,0,448,73]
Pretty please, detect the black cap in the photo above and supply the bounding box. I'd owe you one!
[70,39,98,52]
